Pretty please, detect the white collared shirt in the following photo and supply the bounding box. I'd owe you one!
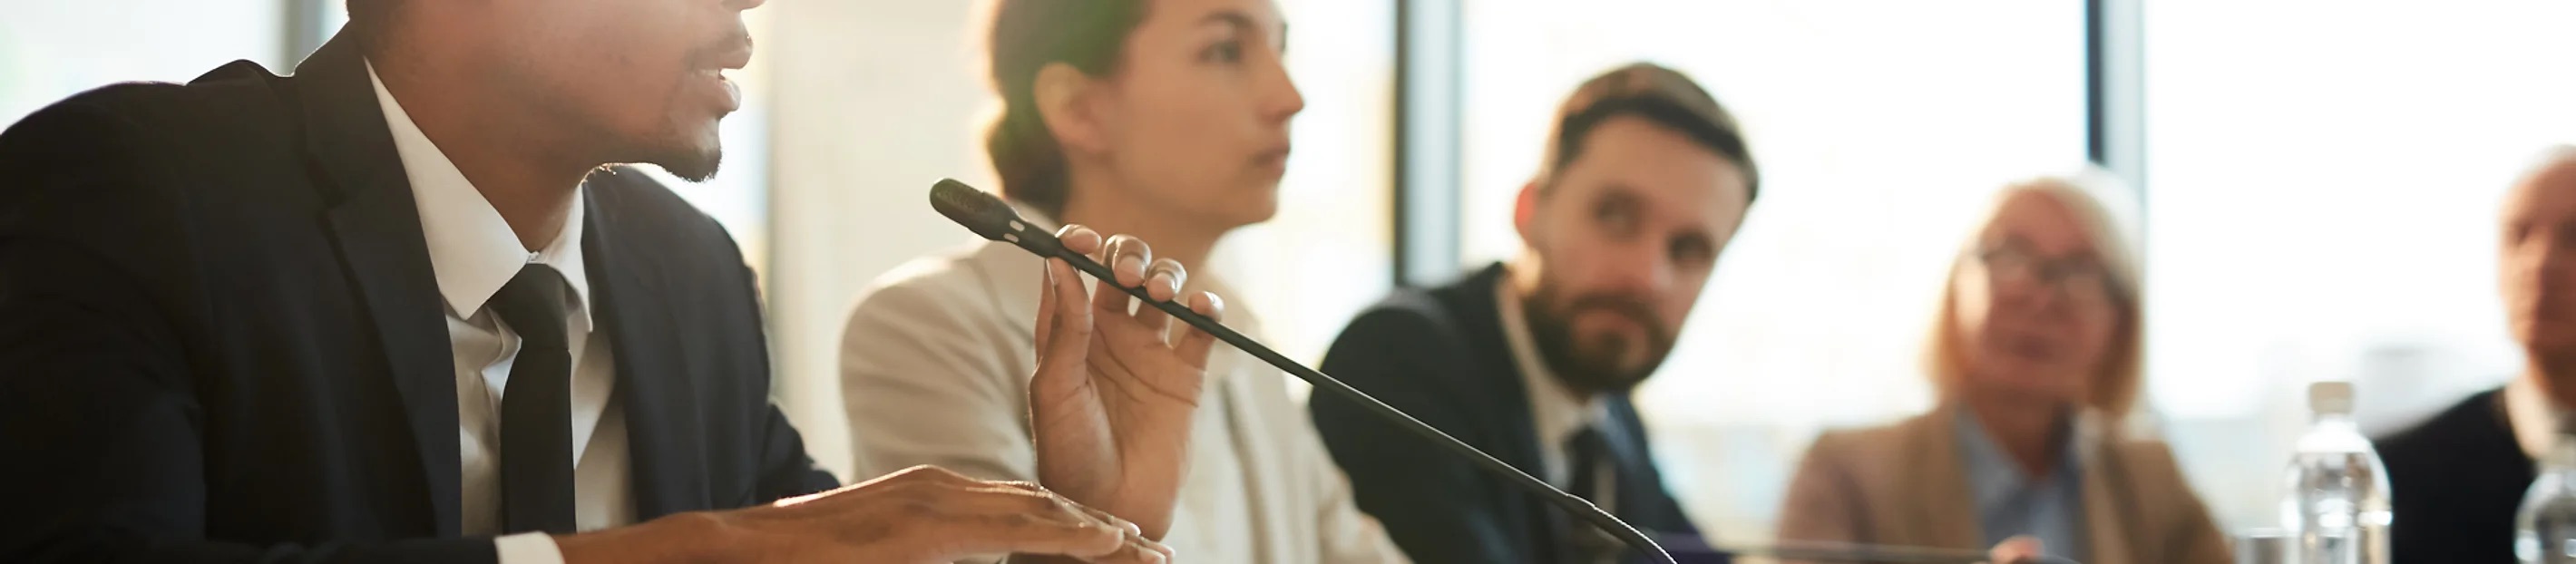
[368,63,631,564]
[1493,267,1614,494]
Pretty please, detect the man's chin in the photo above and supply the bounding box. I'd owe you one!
[1557,351,1662,395]
[646,144,725,182]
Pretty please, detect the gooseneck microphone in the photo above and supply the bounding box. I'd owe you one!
[929,179,1681,564]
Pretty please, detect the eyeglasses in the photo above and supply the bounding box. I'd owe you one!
[1975,244,2120,306]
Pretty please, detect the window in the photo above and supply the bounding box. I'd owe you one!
[2142,0,2576,530]
[1,0,285,123]
[1454,0,2088,540]
[1213,0,1397,367]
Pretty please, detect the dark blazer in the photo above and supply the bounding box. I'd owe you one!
[1312,263,1702,564]
[2375,388,2532,564]
[0,32,836,563]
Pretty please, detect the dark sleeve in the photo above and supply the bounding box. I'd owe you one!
[1312,306,1524,564]
[2376,431,2439,564]
[756,402,841,501]
[0,96,499,564]
[1613,403,1703,539]
[729,258,839,501]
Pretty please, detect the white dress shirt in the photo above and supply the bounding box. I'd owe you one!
[369,63,634,564]
[839,218,1410,564]
[1492,267,1613,494]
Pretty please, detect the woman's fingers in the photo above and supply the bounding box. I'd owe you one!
[1035,256,1058,351]
[1172,292,1225,370]
[1132,258,1187,335]
[1103,234,1150,288]
[1091,234,1147,317]
[1056,224,1105,258]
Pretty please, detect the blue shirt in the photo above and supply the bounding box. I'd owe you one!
[1955,410,2087,560]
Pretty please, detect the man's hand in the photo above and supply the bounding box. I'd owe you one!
[1986,536,2044,564]
[554,465,1172,564]
[1029,225,1225,540]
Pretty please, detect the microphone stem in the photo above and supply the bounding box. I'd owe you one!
[1047,248,1678,564]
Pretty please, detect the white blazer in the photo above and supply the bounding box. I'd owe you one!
[839,238,1410,564]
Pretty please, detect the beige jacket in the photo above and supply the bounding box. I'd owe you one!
[838,239,1409,564]
[1775,404,2230,564]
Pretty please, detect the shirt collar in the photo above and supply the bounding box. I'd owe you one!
[367,62,591,324]
[1953,407,2084,509]
[1495,266,1609,453]
[2507,375,2565,462]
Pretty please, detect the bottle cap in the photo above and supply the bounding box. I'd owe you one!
[2308,381,2356,415]
[2235,530,2290,564]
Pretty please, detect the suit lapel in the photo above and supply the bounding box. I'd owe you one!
[2076,419,2134,564]
[298,33,464,535]
[1908,405,1983,549]
[1598,398,1674,531]
[1443,264,1568,559]
[582,173,708,517]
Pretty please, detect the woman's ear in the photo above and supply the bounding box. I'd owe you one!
[1513,180,1544,244]
[1034,62,1106,156]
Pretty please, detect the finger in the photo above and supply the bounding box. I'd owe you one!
[962,479,1133,539]
[1057,224,1105,258]
[1061,500,1142,540]
[1173,292,1225,370]
[941,513,1125,561]
[1099,528,1170,564]
[1037,258,1094,394]
[1132,258,1186,335]
[937,488,1127,559]
[1986,536,2044,564]
[1035,257,1059,351]
[1091,265,1134,318]
[1131,528,1175,561]
[1067,526,1166,564]
[987,480,1049,494]
[1102,234,1151,288]
[1049,258,1094,352]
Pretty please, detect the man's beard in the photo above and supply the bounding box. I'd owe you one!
[1520,278,1676,397]
[650,143,723,182]
[624,122,725,182]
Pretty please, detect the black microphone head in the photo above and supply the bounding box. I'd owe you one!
[931,178,1065,257]
[930,179,1021,242]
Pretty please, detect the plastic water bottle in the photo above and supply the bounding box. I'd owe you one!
[2279,381,2391,564]
[2516,414,2576,563]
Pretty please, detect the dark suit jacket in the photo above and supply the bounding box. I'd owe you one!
[0,32,836,563]
[2376,388,2532,564]
[1312,263,1703,564]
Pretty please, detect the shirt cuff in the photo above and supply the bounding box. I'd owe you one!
[494,532,569,564]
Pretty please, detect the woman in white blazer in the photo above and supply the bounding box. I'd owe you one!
[837,0,1408,562]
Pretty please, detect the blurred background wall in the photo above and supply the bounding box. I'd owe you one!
[8,0,2576,548]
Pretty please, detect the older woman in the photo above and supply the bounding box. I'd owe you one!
[1775,174,2229,564]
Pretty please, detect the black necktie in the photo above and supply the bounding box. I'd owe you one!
[489,264,577,534]
[1566,425,1614,507]
[1565,425,1622,563]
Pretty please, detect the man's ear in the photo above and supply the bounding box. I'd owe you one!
[1514,180,1544,245]
[1034,63,1107,156]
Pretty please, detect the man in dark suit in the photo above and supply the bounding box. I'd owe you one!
[0,0,1224,562]
[2377,147,2576,564]
[1311,63,1759,564]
